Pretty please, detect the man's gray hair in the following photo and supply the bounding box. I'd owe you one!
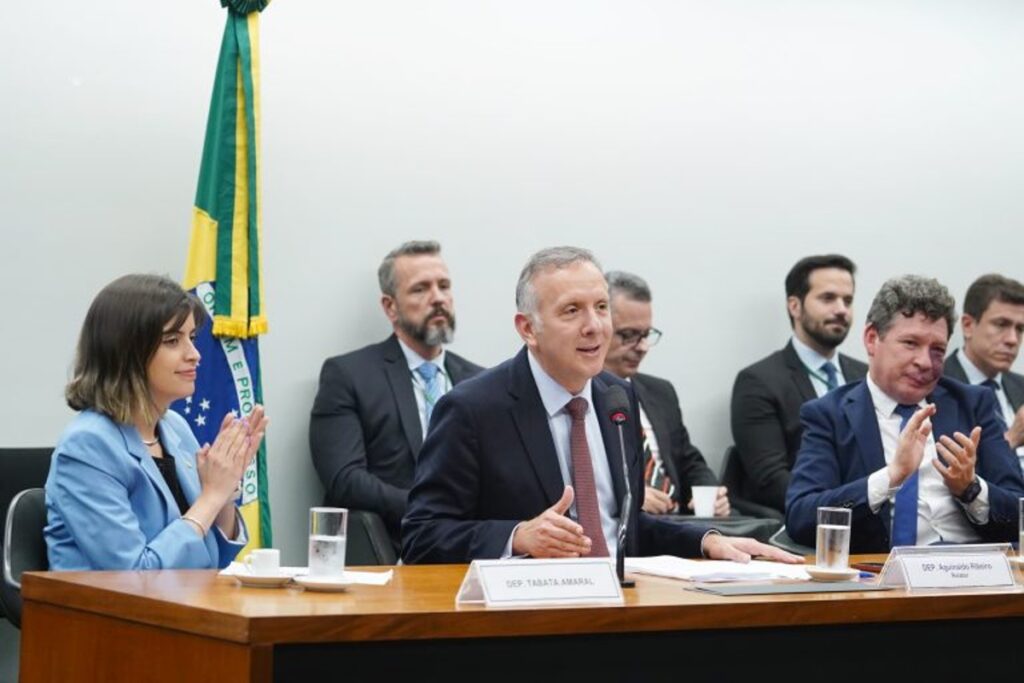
[866,275,957,338]
[605,271,651,303]
[377,240,441,296]
[515,246,603,317]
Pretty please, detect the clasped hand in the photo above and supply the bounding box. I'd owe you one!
[197,405,269,503]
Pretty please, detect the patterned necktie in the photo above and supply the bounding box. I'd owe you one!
[565,397,610,558]
[415,362,442,427]
[641,425,672,495]
[891,403,920,547]
[820,361,839,392]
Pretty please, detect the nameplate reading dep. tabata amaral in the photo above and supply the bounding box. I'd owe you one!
[456,558,624,607]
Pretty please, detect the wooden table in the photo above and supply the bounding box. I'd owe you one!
[19,558,1024,682]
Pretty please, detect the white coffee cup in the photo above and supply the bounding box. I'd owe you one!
[244,548,281,576]
[691,486,718,518]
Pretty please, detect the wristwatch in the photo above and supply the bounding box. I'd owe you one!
[956,477,982,505]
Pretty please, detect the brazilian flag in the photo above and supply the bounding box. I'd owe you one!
[172,0,272,555]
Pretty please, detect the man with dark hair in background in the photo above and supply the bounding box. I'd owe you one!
[945,274,1024,472]
[730,254,867,513]
[603,270,729,517]
[310,240,483,550]
[786,275,1024,551]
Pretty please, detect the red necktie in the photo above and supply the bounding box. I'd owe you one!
[565,397,610,557]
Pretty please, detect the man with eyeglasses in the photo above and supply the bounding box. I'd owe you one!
[603,271,730,517]
[730,254,867,514]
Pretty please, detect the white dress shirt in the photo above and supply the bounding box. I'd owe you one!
[864,375,989,545]
[397,338,452,435]
[791,336,847,398]
[955,348,1024,469]
[503,352,620,558]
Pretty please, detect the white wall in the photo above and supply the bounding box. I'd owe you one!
[2,1,1022,564]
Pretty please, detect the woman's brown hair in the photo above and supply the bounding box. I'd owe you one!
[66,274,208,425]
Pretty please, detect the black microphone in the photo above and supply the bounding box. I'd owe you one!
[604,385,635,588]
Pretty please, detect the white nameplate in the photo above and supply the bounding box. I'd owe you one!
[456,558,623,607]
[899,553,1014,590]
[878,543,1016,590]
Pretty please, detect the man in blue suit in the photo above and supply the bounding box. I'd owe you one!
[402,246,799,565]
[786,275,1024,552]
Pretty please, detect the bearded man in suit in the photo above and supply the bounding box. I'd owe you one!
[310,240,483,549]
[731,254,867,513]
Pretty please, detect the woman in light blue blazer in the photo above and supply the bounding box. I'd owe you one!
[45,274,269,570]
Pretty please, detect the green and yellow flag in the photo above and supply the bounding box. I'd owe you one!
[173,0,272,555]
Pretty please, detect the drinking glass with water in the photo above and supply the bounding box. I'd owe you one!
[309,507,348,577]
[1019,498,1024,559]
[816,507,851,570]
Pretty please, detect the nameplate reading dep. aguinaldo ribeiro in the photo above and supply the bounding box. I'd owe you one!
[879,544,1017,591]
[456,558,624,607]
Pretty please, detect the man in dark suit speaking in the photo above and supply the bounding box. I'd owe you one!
[786,275,1024,552]
[402,246,798,565]
[310,241,483,548]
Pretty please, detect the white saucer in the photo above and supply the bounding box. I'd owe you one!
[234,572,294,588]
[293,575,353,592]
[805,566,860,582]
[1007,555,1024,565]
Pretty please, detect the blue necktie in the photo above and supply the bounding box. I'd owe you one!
[891,403,920,547]
[820,361,839,392]
[416,362,442,427]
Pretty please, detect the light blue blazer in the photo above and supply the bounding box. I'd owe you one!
[45,409,247,570]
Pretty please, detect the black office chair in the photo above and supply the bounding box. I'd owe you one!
[345,510,398,566]
[0,448,51,623]
[2,488,49,628]
[718,446,784,522]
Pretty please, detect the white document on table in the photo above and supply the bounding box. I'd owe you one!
[625,555,810,583]
[219,563,394,585]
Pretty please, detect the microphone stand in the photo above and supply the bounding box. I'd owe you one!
[613,418,636,588]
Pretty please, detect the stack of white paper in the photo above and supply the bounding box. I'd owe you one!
[219,563,394,585]
[625,555,810,583]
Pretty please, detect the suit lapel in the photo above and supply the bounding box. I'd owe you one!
[593,378,627,505]
[382,336,424,454]
[630,376,680,488]
[445,354,470,385]
[1003,374,1024,412]
[783,341,817,403]
[928,383,960,447]
[840,354,867,382]
[508,349,565,503]
[119,423,175,521]
[843,382,886,476]
[943,353,969,384]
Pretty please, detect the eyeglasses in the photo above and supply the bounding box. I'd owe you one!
[614,327,662,347]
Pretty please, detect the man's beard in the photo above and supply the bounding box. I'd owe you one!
[801,312,850,350]
[399,306,456,347]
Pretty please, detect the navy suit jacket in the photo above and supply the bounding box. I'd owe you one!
[731,341,867,513]
[944,352,1024,412]
[785,377,1024,552]
[401,348,708,564]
